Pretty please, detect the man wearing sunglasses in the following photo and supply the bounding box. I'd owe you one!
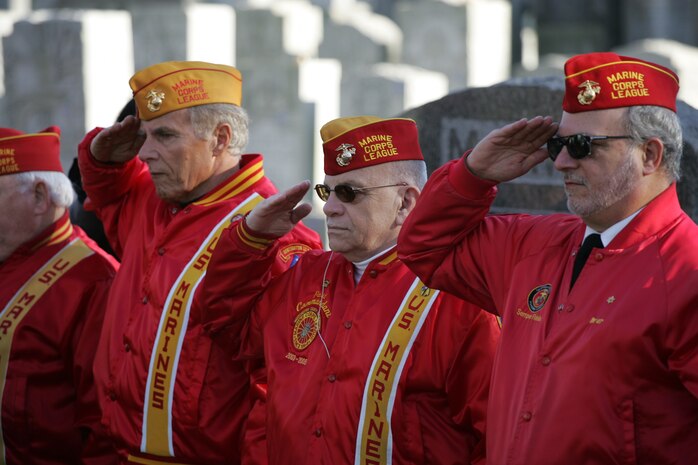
[398,52,698,464]
[77,61,321,465]
[200,116,500,464]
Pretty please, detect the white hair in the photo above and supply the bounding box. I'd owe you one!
[188,103,249,156]
[14,171,75,208]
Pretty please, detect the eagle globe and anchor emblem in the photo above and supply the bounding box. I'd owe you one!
[145,89,166,112]
[577,80,601,105]
[335,143,355,167]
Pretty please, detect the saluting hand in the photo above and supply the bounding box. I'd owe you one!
[466,116,558,183]
[246,180,314,238]
[90,115,146,164]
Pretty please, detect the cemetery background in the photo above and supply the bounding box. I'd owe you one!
[1,0,696,237]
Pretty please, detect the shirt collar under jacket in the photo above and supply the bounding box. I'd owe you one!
[583,208,643,247]
[352,244,397,285]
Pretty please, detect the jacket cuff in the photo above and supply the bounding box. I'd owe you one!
[447,150,499,199]
[235,218,277,251]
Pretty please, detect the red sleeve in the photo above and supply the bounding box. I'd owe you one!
[397,155,501,312]
[198,218,322,357]
[77,127,152,257]
[71,273,120,464]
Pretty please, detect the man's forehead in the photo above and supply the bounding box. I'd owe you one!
[559,108,626,133]
[141,108,189,129]
[324,164,386,186]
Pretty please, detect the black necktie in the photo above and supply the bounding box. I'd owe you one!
[570,233,603,289]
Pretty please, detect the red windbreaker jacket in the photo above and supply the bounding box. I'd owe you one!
[0,214,119,465]
[78,128,321,465]
[398,157,698,465]
[201,220,500,465]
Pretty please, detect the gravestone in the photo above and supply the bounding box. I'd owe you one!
[33,0,192,8]
[395,0,511,91]
[402,76,698,221]
[621,0,698,47]
[186,3,236,64]
[2,10,133,170]
[341,63,448,116]
[319,4,401,66]
[235,7,316,193]
[535,0,618,54]
[129,3,188,71]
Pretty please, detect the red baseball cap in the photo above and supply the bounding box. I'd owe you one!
[563,52,679,113]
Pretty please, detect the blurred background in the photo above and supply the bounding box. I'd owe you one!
[2,0,696,231]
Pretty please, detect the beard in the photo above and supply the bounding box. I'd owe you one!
[565,149,639,218]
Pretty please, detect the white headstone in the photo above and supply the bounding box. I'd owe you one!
[320,3,401,66]
[396,0,511,91]
[340,63,448,117]
[2,10,133,170]
[186,3,236,65]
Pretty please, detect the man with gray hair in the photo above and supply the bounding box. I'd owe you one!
[78,61,321,465]
[0,126,119,464]
[398,52,698,463]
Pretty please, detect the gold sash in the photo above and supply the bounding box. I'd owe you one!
[355,278,440,465]
[0,238,94,464]
[141,193,263,456]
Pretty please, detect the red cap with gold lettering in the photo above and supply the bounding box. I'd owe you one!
[320,116,424,175]
[0,126,62,176]
[563,52,679,113]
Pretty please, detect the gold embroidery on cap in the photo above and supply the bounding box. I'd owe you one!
[145,89,166,112]
[335,143,355,167]
[577,80,601,105]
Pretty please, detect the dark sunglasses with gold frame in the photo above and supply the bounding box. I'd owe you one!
[314,182,408,203]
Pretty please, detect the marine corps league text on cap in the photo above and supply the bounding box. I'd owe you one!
[320,116,424,175]
[0,126,63,176]
[562,52,679,113]
[129,61,243,121]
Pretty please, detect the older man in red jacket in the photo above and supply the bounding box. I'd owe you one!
[398,52,698,464]
[78,61,321,465]
[0,126,119,464]
[200,116,500,464]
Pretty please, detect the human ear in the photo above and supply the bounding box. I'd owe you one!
[212,123,232,155]
[32,181,51,215]
[396,186,420,226]
[641,137,663,175]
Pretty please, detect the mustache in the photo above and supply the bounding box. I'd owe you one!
[564,174,587,185]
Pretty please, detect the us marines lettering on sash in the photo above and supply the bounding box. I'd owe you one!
[151,278,192,410]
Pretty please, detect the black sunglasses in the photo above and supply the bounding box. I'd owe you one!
[314,182,407,203]
[547,134,632,161]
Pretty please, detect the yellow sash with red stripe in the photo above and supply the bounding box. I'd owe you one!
[0,238,94,464]
[354,278,440,465]
[141,193,263,456]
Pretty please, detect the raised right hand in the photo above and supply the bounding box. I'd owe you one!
[466,116,557,183]
[246,181,313,238]
[90,115,146,163]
